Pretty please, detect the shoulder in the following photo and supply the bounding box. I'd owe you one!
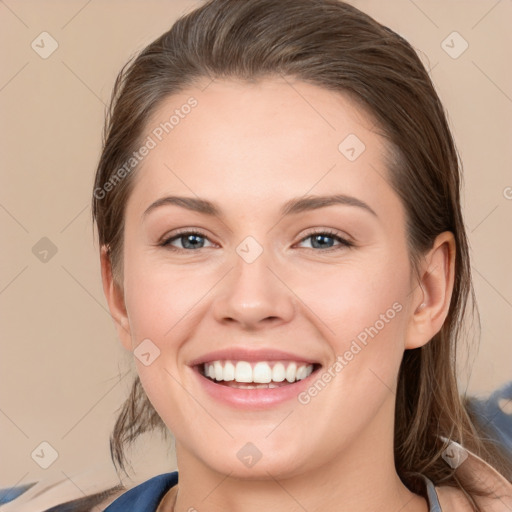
[0,470,177,512]
[0,465,125,512]
[433,485,473,511]
[433,447,512,512]
[434,483,512,512]
[104,472,178,512]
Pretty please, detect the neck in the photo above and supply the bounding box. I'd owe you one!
[170,397,428,512]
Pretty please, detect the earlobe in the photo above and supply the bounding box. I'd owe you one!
[405,232,456,350]
[100,246,133,352]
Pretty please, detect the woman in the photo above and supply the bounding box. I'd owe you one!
[87,0,511,510]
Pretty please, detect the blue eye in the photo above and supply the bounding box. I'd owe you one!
[161,230,213,250]
[298,230,353,251]
[160,229,353,252]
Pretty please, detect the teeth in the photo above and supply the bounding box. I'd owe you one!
[272,362,286,382]
[253,362,272,383]
[203,360,314,384]
[223,361,235,381]
[214,361,224,381]
[296,365,307,380]
[231,382,280,389]
[235,361,252,383]
[286,362,297,383]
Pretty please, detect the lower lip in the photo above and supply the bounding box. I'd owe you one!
[192,366,319,409]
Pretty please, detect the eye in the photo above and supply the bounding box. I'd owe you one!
[160,229,215,251]
[297,229,353,251]
[159,228,353,252]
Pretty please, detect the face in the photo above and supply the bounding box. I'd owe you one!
[113,78,420,479]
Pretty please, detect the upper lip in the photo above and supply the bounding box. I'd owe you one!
[188,348,320,367]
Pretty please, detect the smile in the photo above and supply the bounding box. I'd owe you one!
[201,360,315,388]
[188,348,322,408]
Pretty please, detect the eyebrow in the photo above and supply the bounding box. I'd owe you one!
[143,194,377,218]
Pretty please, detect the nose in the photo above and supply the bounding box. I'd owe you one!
[212,245,296,330]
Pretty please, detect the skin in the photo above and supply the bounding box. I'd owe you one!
[101,77,455,512]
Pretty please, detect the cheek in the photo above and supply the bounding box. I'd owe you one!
[297,251,411,402]
[123,249,212,343]
[294,266,409,441]
[294,254,410,348]
[122,258,204,433]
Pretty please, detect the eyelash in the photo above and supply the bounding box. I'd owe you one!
[159,228,354,253]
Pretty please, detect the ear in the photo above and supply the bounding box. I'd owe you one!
[100,246,133,352]
[405,231,456,350]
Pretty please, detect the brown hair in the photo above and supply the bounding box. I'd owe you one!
[92,0,511,505]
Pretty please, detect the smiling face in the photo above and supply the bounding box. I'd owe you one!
[104,77,425,480]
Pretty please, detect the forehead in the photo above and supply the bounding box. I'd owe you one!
[127,78,399,221]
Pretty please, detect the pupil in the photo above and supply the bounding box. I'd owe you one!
[184,234,203,249]
[313,234,333,249]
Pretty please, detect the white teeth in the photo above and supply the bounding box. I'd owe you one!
[233,382,280,389]
[235,361,253,383]
[203,360,314,384]
[253,362,272,383]
[214,361,224,381]
[286,362,297,383]
[272,363,286,382]
[223,361,235,381]
[296,365,307,380]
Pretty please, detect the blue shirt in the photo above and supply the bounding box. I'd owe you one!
[104,472,179,511]
[104,472,442,511]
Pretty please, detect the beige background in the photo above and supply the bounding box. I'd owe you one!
[1,0,511,497]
